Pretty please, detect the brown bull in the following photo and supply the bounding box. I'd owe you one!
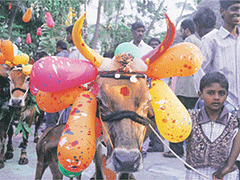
[35,73,154,180]
[35,11,175,180]
[0,65,40,168]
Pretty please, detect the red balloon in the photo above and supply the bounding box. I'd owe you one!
[46,12,54,28]
[37,27,42,35]
[26,33,31,44]
[30,56,98,92]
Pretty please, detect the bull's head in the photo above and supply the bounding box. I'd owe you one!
[72,12,175,173]
[98,76,153,173]
[8,65,30,107]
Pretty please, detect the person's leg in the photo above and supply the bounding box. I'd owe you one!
[45,112,59,129]
[170,142,184,156]
[148,125,164,152]
[141,137,150,158]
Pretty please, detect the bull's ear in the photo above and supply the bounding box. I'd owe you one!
[72,12,103,68]
[141,13,175,65]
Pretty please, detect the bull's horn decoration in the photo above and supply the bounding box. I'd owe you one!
[142,13,175,65]
[72,12,103,68]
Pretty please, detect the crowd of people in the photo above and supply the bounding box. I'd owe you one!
[32,0,240,179]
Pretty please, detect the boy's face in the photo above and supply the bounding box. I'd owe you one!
[149,40,160,49]
[199,83,228,112]
[221,3,240,26]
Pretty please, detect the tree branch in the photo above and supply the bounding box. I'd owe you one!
[8,0,21,39]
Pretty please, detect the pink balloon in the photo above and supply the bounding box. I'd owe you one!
[30,82,39,96]
[30,56,98,92]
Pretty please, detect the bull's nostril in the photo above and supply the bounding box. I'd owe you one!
[113,149,142,173]
[12,99,22,106]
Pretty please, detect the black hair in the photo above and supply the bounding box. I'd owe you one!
[200,72,229,92]
[220,0,240,10]
[180,19,196,34]
[193,7,216,29]
[131,22,145,31]
[103,51,114,58]
[36,51,48,59]
[66,25,74,35]
[56,40,68,50]
[148,38,161,45]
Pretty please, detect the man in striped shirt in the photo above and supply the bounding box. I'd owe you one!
[198,0,240,115]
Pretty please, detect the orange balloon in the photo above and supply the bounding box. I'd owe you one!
[22,8,32,22]
[0,40,14,63]
[0,52,5,64]
[36,86,86,113]
[146,42,202,79]
[57,91,97,173]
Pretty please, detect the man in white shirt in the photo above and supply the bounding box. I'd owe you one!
[130,22,153,57]
[66,25,88,61]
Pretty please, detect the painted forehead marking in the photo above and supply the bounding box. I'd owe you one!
[119,86,130,98]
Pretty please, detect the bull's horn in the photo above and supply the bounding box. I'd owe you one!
[72,12,103,68]
[142,13,175,65]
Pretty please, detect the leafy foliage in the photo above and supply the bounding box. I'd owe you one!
[0,0,201,58]
[0,0,84,58]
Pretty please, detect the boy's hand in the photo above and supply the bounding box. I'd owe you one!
[212,166,233,180]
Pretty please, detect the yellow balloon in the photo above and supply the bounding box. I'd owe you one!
[22,64,33,75]
[146,42,202,79]
[13,53,29,65]
[5,60,13,68]
[149,79,192,143]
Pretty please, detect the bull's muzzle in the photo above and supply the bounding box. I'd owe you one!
[9,98,25,107]
[108,148,143,173]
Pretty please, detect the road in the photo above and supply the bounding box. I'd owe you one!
[0,125,187,180]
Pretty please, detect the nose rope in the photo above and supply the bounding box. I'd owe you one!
[99,110,149,152]
[99,111,115,151]
[148,124,212,180]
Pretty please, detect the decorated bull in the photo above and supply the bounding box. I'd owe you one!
[33,12,202,179]
[0,41,41,168]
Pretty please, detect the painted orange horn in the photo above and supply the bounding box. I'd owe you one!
[142,13,175,65]
[72,12,103,68]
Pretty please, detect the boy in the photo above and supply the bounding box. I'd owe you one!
[185,72,239,179]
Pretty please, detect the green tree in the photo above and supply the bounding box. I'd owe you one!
[0,0,84,58]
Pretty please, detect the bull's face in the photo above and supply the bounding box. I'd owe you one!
[99,77,151,173]
[8,67,30,107]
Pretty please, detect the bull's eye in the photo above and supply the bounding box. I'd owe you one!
[26,77,30,81]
